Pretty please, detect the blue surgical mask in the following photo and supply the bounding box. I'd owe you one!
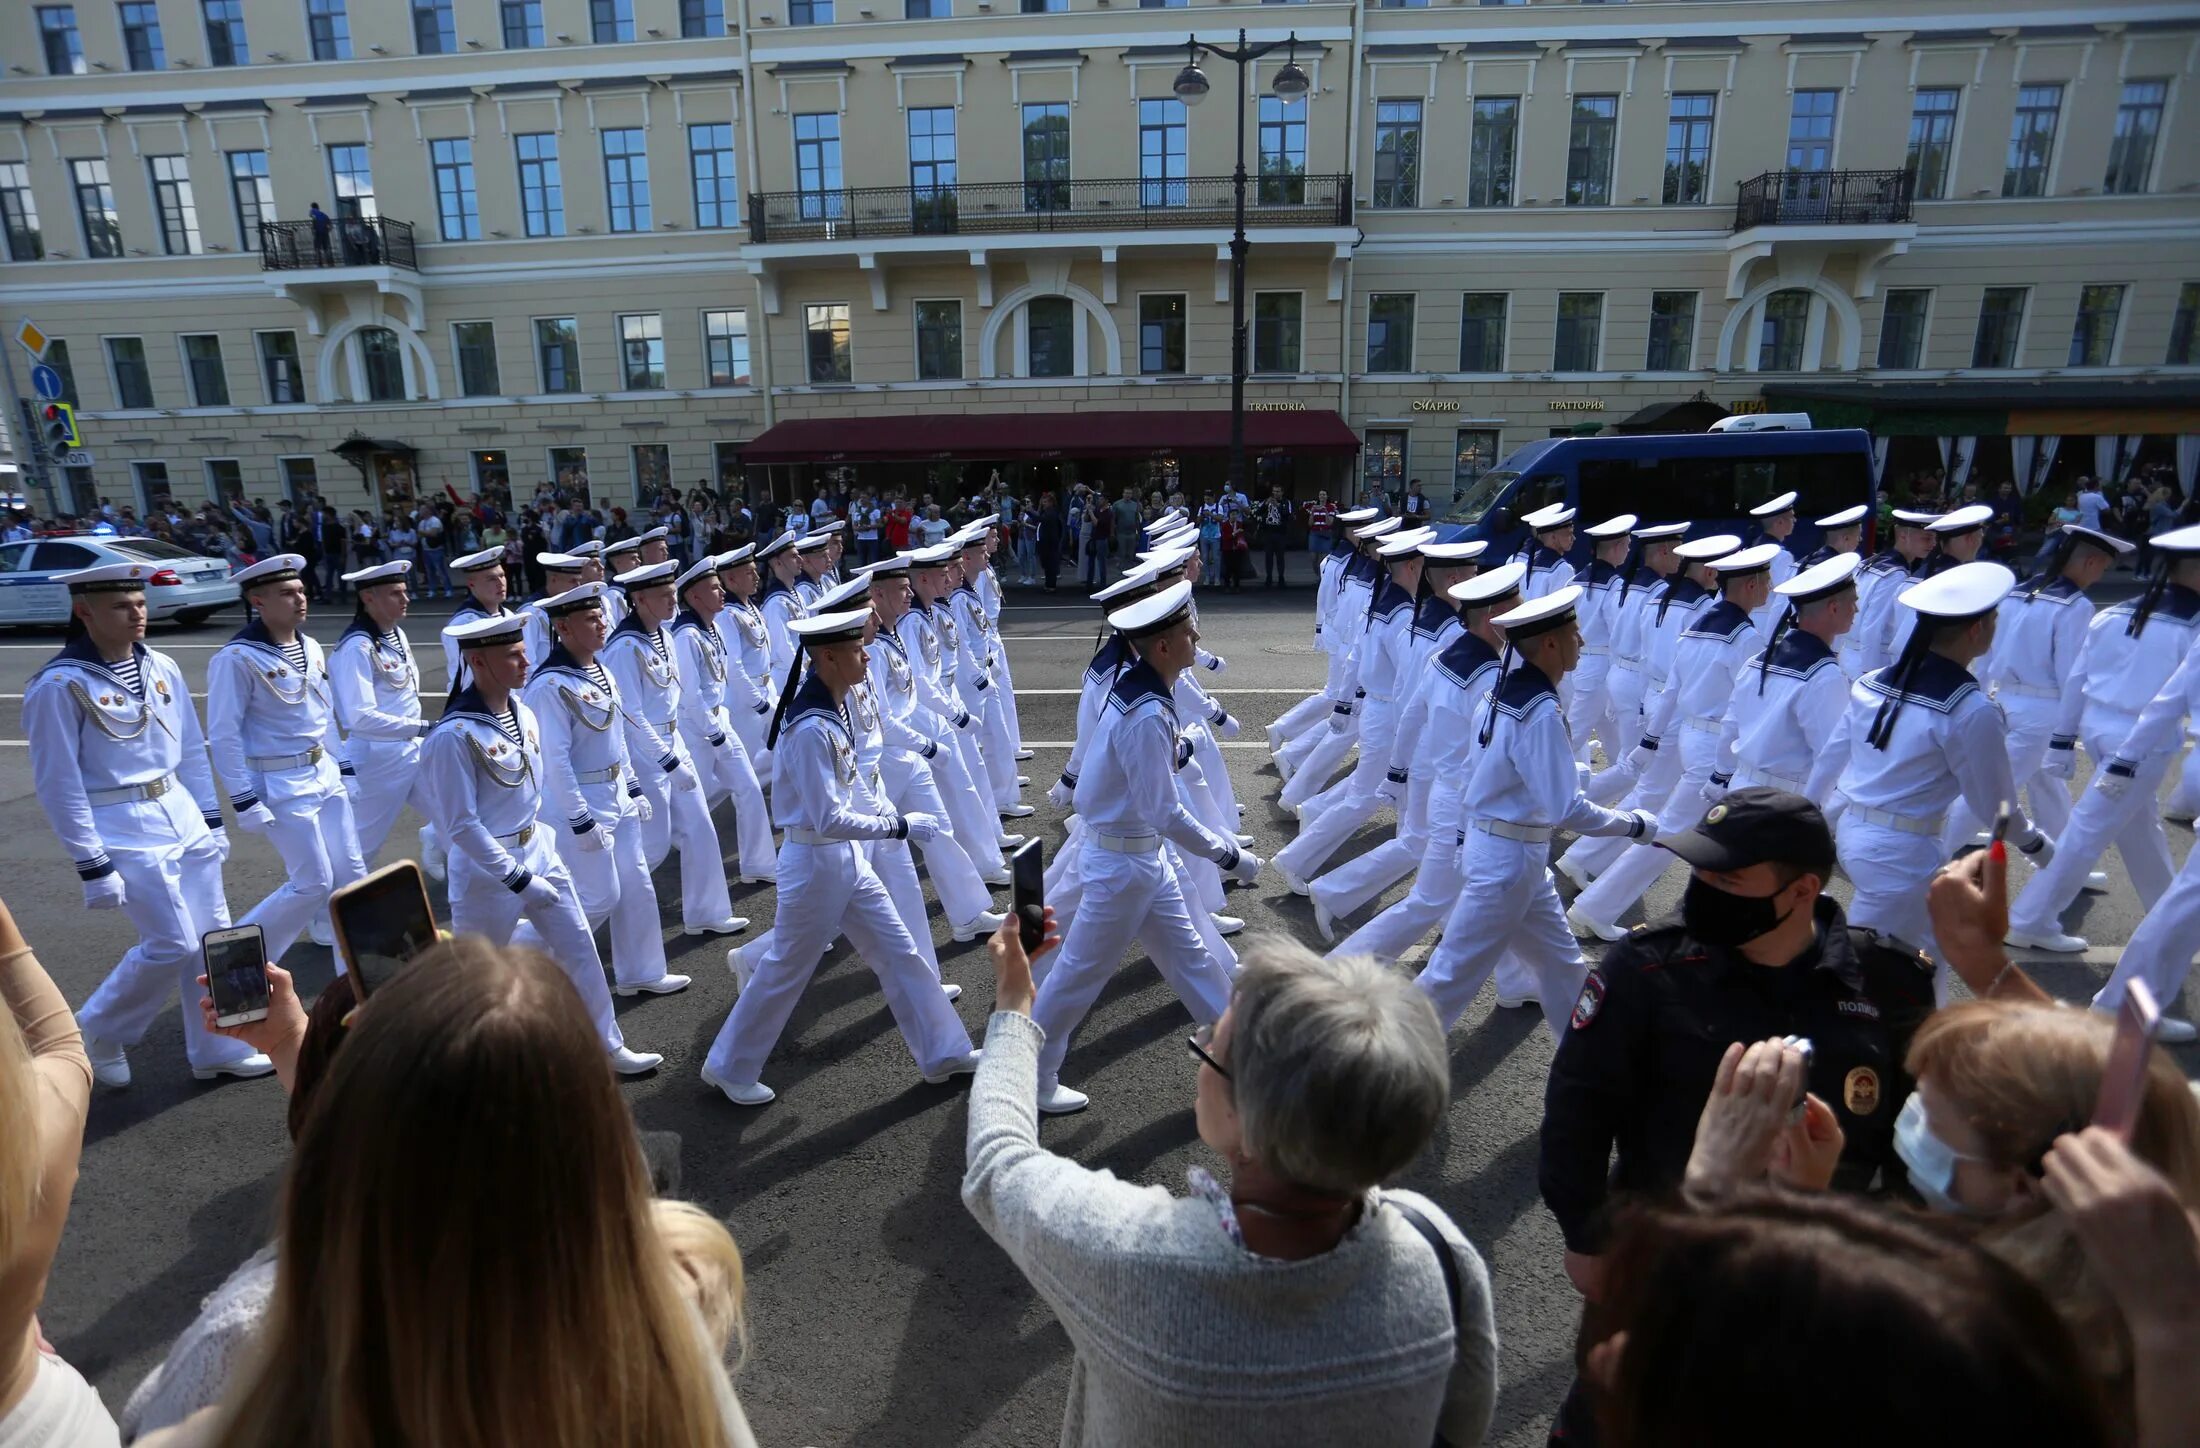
[1892,1092,1986,1215]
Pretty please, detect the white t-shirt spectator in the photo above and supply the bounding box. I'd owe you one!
[916,515,951,547]
[856,505,881,542]
[2077,485,2109,530]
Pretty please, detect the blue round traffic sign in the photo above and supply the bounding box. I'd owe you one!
[30,364,62,401]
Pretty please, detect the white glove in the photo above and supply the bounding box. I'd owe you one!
[1702,773,1731,805]
[574,822,609,853]
[2042,745,2077,781]
[1377,769,1407,805]
[2095,764,2135,800]
[1203,653,1228,675]
[901,811,942,845]
[83,873,126,911]
[1225,849,1263,885]
[670,761,701,794]
[1627,808,1659,841]
[629,791,655,822]
[1212,712,1242,741]
[204,827,231,863]
[1047,776,1075,809]
[2017,831,2055,868]
[1625,743,1656,774]
[952,710,976,732]
[1329,705,1354,735]
[235,803,276,836]
[519,876,562,912]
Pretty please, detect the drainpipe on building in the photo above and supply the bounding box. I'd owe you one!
[733,10,776,440]
[1335,0,1367,455]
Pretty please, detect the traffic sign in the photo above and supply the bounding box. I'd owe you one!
[15,320,46,357]
[52,451,94,468]
[30,364,62,400]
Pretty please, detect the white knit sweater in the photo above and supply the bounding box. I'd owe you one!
[962,1011,1498,1448]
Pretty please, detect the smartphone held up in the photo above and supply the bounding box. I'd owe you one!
[1011,838,1046,955]
[201,925,271,1028]
[328,861,440,998]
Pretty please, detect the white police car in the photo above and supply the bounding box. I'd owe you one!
[0,535,239,626]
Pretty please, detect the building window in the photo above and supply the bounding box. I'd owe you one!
[71,160,122,259]
[1566,96,1619,206]
[1254,292,1302,373]
[516,133,563,237]
[535,317,580,392]
[1023,104,1070,210]
[590,0,634,43]
[1257,96,1307,204]
[1026,297,1073,378]
[201,0,247,65]
[2170,283,2200,367]
[908,107,957,231]
[1023,0,1067,11]
[618,314,665,389]
[1757,290,1812,372]
[1905,88,1959,201]
[413,1,456,53]
[1645,291,1696,370]
[226,150,271,251]
[134,462,173,514]
[328,144,375,219]
[1459,293,1507,372]
[1139,99,1189,208]
[682,0,726,37]
[118,2,166,69]
[2068,284,2125,367]
[205,459,245,506]
[306,0,350,60]
[453,321,501,395]
[804,303,851,382]
[37,7,85,75]
[0,163,43,262]
[794,113,843,219]
[688,124,737,229]
[915,300,963,380]
[359,327,405,402]
[106,337,154,408]
[1139,294,1187,375]
[1664,93,1715,204]
[256,331,304,403]
[1467,97,1519,208]
[905,0,945,16]
[1787,90,1838,172]
[704,308,750,386]
[44,341,79,408]
[1554,292,1603,373]
[501,0,543,48]
[277,457,319,506]
[182,334,229,406]
[789,0,831,24]
[430,139,479,241]
[1972,287,2026,369]
[1877,289,1930,369]
[1455,429,1499,497]
[2003,84,2061,198]
[603,129,651,233]
[1371,101,1421,209]
[631,443,671,502]
[1363,430,1406,502]
[2104,80,2167,196]
[1366,294,1415,373]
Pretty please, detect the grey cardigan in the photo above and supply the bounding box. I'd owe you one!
[963,1011,1498,1448]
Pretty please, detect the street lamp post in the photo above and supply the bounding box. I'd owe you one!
[1174,31,1308,502]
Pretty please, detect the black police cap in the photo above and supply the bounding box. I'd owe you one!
[1658,786,1835,880]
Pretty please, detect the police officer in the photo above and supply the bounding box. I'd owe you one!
[442,544,522,695]
[668,555,778,885]
[327,560,434,866]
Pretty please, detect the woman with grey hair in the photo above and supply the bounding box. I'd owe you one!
[964,915,1496,1447]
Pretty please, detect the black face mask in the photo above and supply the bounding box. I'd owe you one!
[1681,875,1795,948]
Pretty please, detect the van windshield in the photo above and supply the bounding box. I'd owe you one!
[1444,470,1519,526]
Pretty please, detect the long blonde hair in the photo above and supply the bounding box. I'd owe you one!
[212,937,740,1448]
[0,1009,40,1264]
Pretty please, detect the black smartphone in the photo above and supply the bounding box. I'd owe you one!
[1011,837,1046,954]
[329,860,440,998]
[202,925,270,1027]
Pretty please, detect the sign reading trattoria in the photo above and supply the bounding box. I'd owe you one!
[1411,399,1461,413]
[1246,401,1307,412]
[1547,400,1605,412]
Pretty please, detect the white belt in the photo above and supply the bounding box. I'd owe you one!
[574,764,622,785]
[783,827,843,847]
[1849,805,1945,836]
[493,823,536,847]
[1683,717,1722,735]
[1472,818,1553,845]
[1997,681,2060,701]
[1092,831,1162,853]
[1737,765,1806,794]
[1581,645,1610,657]
[1360,689,1395,705]
[247,744,323,772]
[87,774,176,807]
[1645,671,1669,689]
[1610,657,1643,674]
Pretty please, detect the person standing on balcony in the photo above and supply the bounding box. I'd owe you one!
[308,202,332,265]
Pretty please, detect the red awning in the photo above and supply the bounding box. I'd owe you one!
[738,408,1361,465]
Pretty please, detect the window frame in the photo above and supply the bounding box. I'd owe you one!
[413,0,457,55]
[430,137,480,242]
[305,0,352,61]
[2168,282,2200,368]
[1257,95,1308,205]
[1139,98,1190,208]
[0,162,42,262]
[2002,83,2063,198]
[1024,296,1076,379]
[1252,290,1304,375]
[602,128,652,234]
[1137,292,1189,376]
[1756,290,1814,373]
[2067,283,2127,368]
[37,6,86,76]
[803,302,852,384]
[1876,289,1933,371]
[1971,287,2029,370]
[1645,290,1697,371]
[500,0,544,48]
[1021,102,1071,211]
[71,159,123,260]
[201,0,248,67]
[451,320,503,397]
[2103,79,2168,196]
[533,315,582,394]
[681,0,727,37]
[1370,99,1422,210]
[702,307,751,388]
[515,132,565,238]
[1904,87,1960,201]
[357,326,407,403]
[793,113,844,219]
[1565,94,1620,207]
[1365,292,1417,374]
[255,329,306,405]
[327,142,376,220]
[104,335,156,409]
[913,298,964,381]
[688,123,738,229]
[617,311,667,391]
[1458,292,1508,373]
[226,149,272,252]
[179,333,231,407]
[1553,292,1605,374]
[1467,96,1519,209]
[590,0,635,44]
[1663,92,1715,206]
[118,1,166,70]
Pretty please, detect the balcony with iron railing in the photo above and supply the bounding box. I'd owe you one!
[1732,170,1916,231]
[258,216,420,273]
[746,173,1353,245]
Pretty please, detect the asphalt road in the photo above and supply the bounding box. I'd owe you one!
[7,573,2194,1448]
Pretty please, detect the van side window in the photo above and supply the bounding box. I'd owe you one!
[1520,472,1567,517]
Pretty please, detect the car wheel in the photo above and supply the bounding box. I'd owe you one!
[173,608,217,626]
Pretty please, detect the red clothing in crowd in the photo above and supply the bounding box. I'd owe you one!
[884,505,914,551]
[1306,499,1337,536]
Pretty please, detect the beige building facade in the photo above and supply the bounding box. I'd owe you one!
[0,0,2195,519]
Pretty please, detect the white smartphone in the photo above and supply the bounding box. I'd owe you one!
[201,925,271,1027]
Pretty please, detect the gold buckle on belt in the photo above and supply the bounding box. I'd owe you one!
[144,775,170,799]
[305,744,323,765]
[510,824,534,847]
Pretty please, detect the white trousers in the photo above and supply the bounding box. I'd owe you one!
[2166,730,2200,818]
[679,716,777,880]
[1031,843,1234,1088]
[992,649,1027,754]
[703,839,973,1083]
[75,835,261,1071]
[2009,744,2176,934]
[1560,744,1684,881]
[730,696,774,788]
[1331,824,1461,962]
[635,760,736,929]
[346,748,428,865]
[1940,697,2071,855]
[1836,814,1948,1001]
[2094,840,2200,1015]
[1571,730,1720,927]
[1270,689,1330,747]
[1278,708,1354,793]
[868,837,943,977]
[450,834,624,1050]
[927,724,1008,872]
[973,680,1022,805]
[557,817,672,989]
[1417,832,1590,1035]
[250,782,367,959]
[1282,692,1398,829]
[1045,820,1237,973]
[881,750,996,928]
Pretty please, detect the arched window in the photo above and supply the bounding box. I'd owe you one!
[1026,297,1075,378]
[1757,290,1814,372]
[359,326,406,401]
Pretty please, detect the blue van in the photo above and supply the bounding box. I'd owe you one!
[1434,427,1879,557]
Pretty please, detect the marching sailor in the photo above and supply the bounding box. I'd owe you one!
[1719,551,1862,809]
[756,530,807,686]
[521,552,599,667]
[669,554,778,885]
[1798,505,1868,570]
[949,530,1031,817]
[1744,491,1801,636]
[792,529,835,608]
[905,545,1012,828]
[1564,514,1639,764]
[1268,506,1384,753]
[443,544,524,695]
[1850,509,1938,677]
[1275,515,1401,788]
[713,545,779,784]
[1917,503,1993,579]
[327,560,435,866]
[601,534,644,628]
[1517,505,1578,601]
[968,515,1032,762]
[1598,522,1689,762]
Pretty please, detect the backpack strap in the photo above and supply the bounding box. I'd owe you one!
[1387,1195,1464,1448]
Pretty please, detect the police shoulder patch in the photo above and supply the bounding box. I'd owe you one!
[1571,970,1607,1030]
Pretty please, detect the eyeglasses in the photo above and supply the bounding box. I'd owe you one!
[1186,1024,1230,1080]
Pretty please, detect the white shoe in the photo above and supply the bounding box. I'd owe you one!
[2156,1016,2198,1045]
[999,803,1035,819]
[1015,775,1031,788]
[703,1068,776,1106]
[1236,803,1244,817]
[1265,724,1285,752]
[981,866,1013,887]
[2080,871,2110,892]
[684,917,750,936]
[85,1035,130,1089]
[2007,928,2089,954]
[727,942,758,993]
[1556,856,1592,891]
[1276,755,1297,783]
[1211,914,1244,937]
[615,973,691,997]
[1313,902,1337,944]
[1015,748,1034,761]
[997,833,1027,849]
[1037,1082,1090,1116]
[609,1046,663,1076]
[2167,810,2198,826]
[1280,867,1312,897]
[192,1053,276,1082]
[952,909,1008,943]
[420,830,446,882]
[1234,833,1256,847]
[734,874,776,886]
[308,915,335,948]
[1495,994,1534,1010]
[940,981,963,1002]
[1567,906,1627,943]
[921,1048,982,1084]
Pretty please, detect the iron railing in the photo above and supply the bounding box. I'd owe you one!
[1733,169,1916,230]
[258,216,420,272]
[747,173,1352,245]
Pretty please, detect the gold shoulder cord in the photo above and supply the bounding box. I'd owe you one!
[66,679,153,741]
[465,729,535,789]
[557,685,616,733]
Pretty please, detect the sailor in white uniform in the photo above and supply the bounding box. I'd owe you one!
[904,545,1011,826]
[892,547,1014,877]
[327,560,434,865]
[948,530,1030,816]
[521,552,599,667]
[204,554,367,957]
[1792,507,1869,676]
[1918,503,1993,580]
[443,545,524,695]
[1850,510,1938,677]
[601,535,643,629]
[712,545,779,785]
[1598,522,1689,760]
[1744,491,1801,637]
[1279,521,1428,816]
[1268,506,1384,752]
[1517,505,1578,601]
[792,529,835,609]
[1275,515,1402,788]
[603,559,745,936]
[1718,551,1862,809]
[522,582,688,997]
[26,563,273,1086]
[1562,514,1639,764]
[635,524,673,567]
[668,555,778,884]
[422,614,662,1073]
[755,530,807,687]
[703,606,981,1106]
[968,514,1032,761]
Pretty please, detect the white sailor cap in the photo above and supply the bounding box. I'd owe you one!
[1336,506,1383,526]
[815,575,871,613]
[1091,566,1165,605]
[755,529,801,561]
[2148,523,2200,555]
[1421,539,1489,566]
[674,556,721,595]
[1633,522,1691,541]
[2055,523,2136,556]
[789,606,872,648]
[542,580,610,618]
[713,544,758,569]
[907,543,957,568]
[952,527,992,550]
[1106,579,1194,640]
[1524,504,1577,532]
[1899,560,2016,621]
[1672,533,1743,563]
[1583,513,1639,540]
[1449,560,1526,608]
[1376,526,1439,559]
[451,545,506,573]
[1776,552,1863,604]
[1138,546,1197,578]
[968,513,1000,530]
[604,534,645,559]
[232,554,309,589]
[446,611,529,649]
[1709,542,1785,578]
[1815,504,1869,530]
[614,560,679,589]
[856,556,912,583]
[634,525,671,546]
[1890,509,1940,528]
[57,561,156,594]
[537,551,589,573]
[341,559,413,588]
[570,540,606,559]
[807,518,847,538]
[1151,508,1187,527]
[1491,583,1582,640]
[1150,524,1200,548]
[1749,491,1799,518]
[1353,516,1404,542]
[1927,503,1994,537]
[794,530,835,553]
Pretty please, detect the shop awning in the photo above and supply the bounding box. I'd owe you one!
[739,408,1363,465]
[1609,392,1730,434]
[1757,378,2200,437]
[331,435,418,461]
